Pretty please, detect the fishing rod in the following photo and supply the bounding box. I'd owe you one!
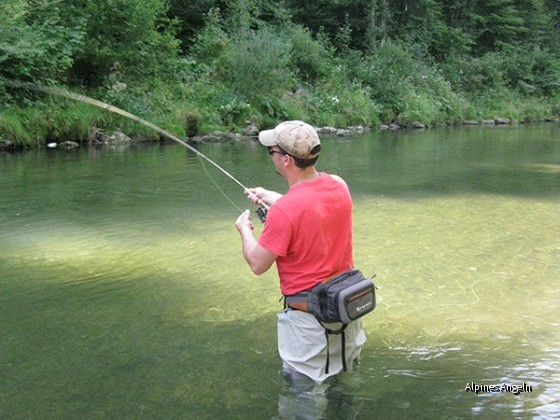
[1,78,269,221]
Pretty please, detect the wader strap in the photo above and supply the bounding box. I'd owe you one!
[322,324,348,374]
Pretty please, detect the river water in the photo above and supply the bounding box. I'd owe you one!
[1,124,559,419]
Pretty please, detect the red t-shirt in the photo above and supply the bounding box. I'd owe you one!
[258,172,354,295]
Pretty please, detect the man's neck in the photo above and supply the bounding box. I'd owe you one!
[287,168,319,188]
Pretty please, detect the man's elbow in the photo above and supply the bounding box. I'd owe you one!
[248,262,269,276]
[246,255,273,275]
[243,244,275,275]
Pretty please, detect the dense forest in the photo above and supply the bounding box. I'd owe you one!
[1,0,560,147]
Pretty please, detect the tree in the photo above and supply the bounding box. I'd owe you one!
[366,0,391,48]
[283,0,371,50]
[470,0,526,53]
[0,0,86,86]
[66,0,181,88]
[514,0,559,47]
[167,0,227,51]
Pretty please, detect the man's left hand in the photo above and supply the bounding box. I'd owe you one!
[235,209,253,233]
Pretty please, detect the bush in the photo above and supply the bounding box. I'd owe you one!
[347,41,470,125]
[190,8,230,68]
[499,46,560,97]
[282,25,332,82]
[348,41,418,122]
[219,27,294,100]
[68,0,181,88]
[442,53,506,95]
[0,1,86,102]
[304,70,380,127]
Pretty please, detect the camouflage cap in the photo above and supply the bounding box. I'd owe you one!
[258,120,321,159]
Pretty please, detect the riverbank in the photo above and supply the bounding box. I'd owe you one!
[2,115,559,152]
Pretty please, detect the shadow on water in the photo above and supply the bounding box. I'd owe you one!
[1,254,557,419]
[0,261,276,418]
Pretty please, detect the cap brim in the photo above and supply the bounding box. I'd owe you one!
[258,129,276,147]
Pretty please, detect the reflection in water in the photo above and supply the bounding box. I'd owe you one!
[276,365,361,420]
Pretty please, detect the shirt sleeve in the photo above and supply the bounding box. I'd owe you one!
[257,205,292,257]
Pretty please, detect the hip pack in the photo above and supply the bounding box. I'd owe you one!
[307,269,376,324]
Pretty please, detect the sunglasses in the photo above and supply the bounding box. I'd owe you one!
[268,147,288,156]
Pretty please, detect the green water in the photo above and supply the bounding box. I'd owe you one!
[1,124,559,419]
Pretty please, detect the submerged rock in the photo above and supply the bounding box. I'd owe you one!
[59,141,80,149]
[191,132,245,143]
[110,131,132,143]
[495,117,511,125]
[1,139,14,149]
[243,122,259,137]
[316,126,338,135]
[88,127,132,145]
[316,126,368,136]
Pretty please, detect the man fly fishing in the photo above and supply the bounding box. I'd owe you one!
[2,76,371,384]
[235,120,366,383]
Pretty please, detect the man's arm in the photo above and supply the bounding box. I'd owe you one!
[244,187,283,207]
[235,210,277,275]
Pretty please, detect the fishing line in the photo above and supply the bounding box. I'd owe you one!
[1,78,269,219]
[198,158,244,212]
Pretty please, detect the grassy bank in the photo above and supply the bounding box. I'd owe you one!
[1,79,558,150]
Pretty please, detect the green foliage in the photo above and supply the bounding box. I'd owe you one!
[259,96,288,120]
[301,65,380,127]
[471,0,526,53]
[443,43,560,101]
[284,0,370,50]
[282,25,332,82]
[349,41,416,122]
[0,0,86,88]
[499,46,560,96]
[0,111,35,146]
[345,40,473,125]
[190,8,230,67]
[0,99,107,146]
[44,103,104,141]
[389,0,445,55]
[167,0,224,51]
[219,27,294,100]
[442,53,506,95]
[2,0,560,147]
[217,98,252,127]
[184,112,201,137]
[67,0,181,87]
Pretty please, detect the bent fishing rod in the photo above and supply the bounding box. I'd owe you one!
[1,78,269,221]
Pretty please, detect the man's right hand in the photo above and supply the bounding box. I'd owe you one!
[244,187,282,207]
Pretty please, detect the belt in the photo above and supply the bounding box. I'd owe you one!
[284,291,309,312]
[283,270,348,312]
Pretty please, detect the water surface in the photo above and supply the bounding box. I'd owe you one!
[1,124,559,418]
